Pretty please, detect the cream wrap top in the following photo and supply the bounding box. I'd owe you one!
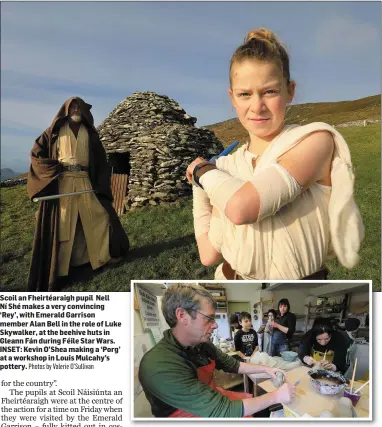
[208,122,364,280]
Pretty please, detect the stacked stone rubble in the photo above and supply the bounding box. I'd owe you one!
[97,92,224,208]
[334,119,380,128]
[0,177,27,188]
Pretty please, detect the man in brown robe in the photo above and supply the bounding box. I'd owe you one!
[27,97,129,291]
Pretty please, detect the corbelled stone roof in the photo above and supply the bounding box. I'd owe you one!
[97,92,224,208]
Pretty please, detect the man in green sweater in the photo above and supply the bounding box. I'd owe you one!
[138,283,296,418]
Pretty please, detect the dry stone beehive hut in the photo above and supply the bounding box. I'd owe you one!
[97,92,224,208]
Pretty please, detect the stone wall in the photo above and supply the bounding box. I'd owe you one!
[0,177,27,188]
[97,92,224,208]
[334,119,380,128]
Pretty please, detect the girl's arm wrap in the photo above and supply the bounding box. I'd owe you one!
[199,164,302,222]
[192,186,213,238]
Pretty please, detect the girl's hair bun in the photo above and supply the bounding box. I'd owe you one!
[229,27,291,85]
[244,28,279,45]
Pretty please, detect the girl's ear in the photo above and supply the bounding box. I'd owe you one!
[228,89,236,109]
[287,80,296,103]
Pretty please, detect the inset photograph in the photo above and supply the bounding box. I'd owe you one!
[132,281,371,419]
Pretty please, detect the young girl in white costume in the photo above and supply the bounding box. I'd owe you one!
[186,28,364,280]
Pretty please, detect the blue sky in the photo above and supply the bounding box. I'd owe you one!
[1,1,380,172]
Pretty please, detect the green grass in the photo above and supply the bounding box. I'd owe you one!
[0,195,215,292]
[325,125,381,288]
[0,125,380,291]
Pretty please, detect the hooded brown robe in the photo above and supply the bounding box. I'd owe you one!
[27,97,129,291]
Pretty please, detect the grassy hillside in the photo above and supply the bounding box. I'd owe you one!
[206,95,381,147]
[1,124,380,291]
[1,168,22,181]
[0,194,214,292]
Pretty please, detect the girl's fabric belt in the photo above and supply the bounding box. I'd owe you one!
[222,260,329,280]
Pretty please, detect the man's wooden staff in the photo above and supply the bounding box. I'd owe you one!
[32,141,239,203]
[33,189,95,203]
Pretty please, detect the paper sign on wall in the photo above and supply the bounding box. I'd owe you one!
[150,327,163,344]
[136,284,160,329]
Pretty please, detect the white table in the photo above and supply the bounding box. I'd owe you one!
[225,352,255,394]
[258,366,370,418]
[247,372,272,396]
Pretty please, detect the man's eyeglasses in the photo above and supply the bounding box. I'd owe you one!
[191,310,217,324]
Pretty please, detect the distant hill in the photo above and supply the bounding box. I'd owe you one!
[1,168,21,182]
[205,95,381,146]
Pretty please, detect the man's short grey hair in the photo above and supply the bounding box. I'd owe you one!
[162,283,217,328]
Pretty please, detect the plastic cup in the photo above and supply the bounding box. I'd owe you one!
[344,387,361,407]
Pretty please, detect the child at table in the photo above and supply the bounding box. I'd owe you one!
[234,312,259,360]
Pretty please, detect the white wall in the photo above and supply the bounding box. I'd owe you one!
[309,283,368,297]
[134,309,156,352]
[157,296,170,332]
[271,289,308,316]
[222,285,309,331]
[350,292,369,304]
[134,293,168,346]
[348,291,369,319]
[223,283,263,330]
[214,312,231,340]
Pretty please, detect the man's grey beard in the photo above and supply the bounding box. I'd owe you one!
[69,114,82,123]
